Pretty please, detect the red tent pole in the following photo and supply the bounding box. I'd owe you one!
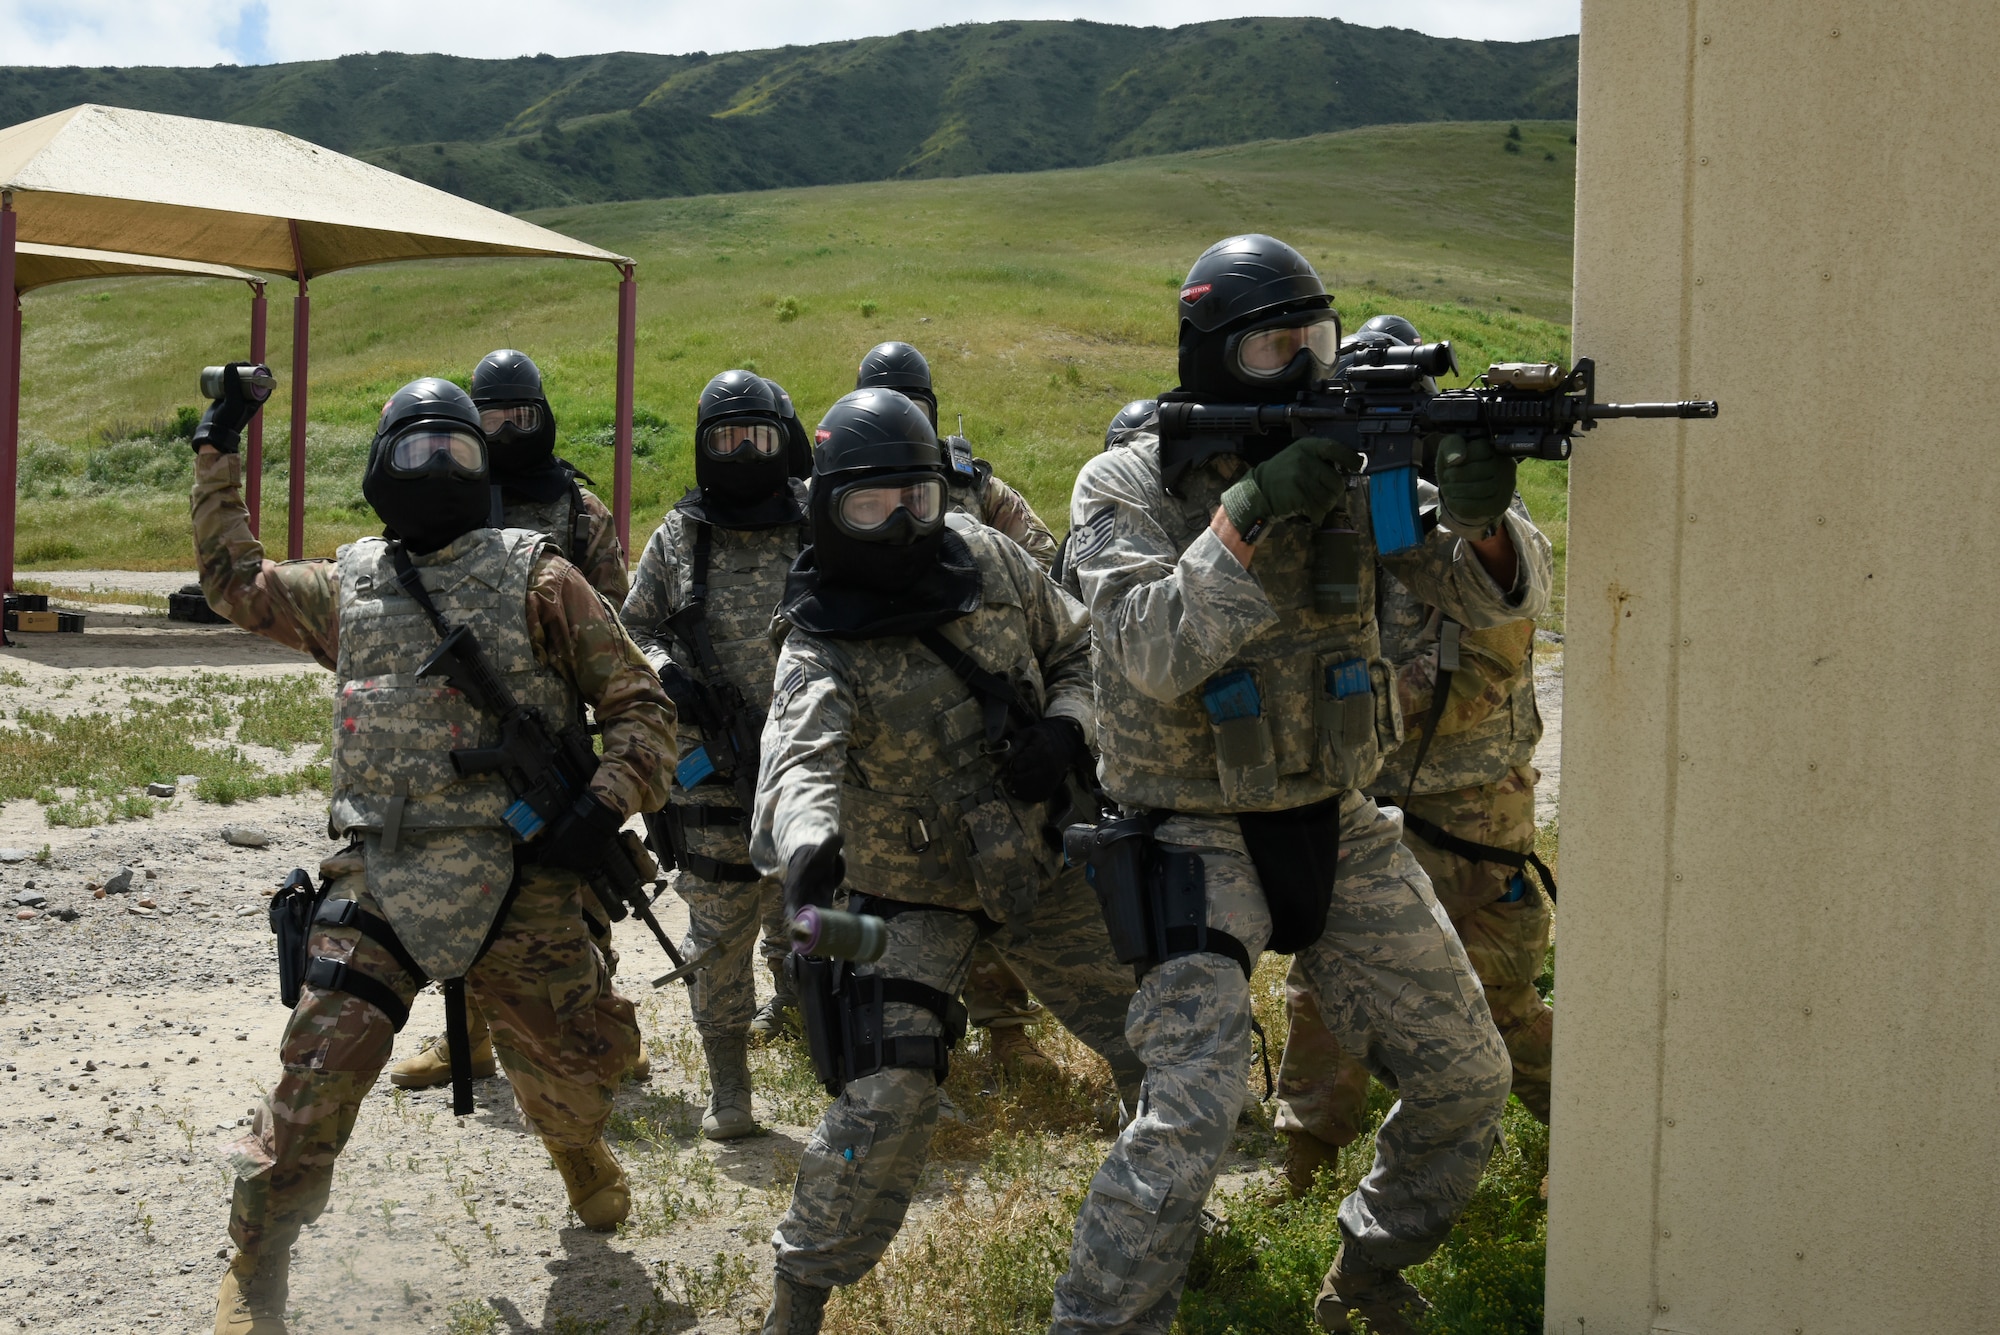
[246,280,267,538]
[287,220,308,561]
[613,262,636,557]
[0,192,17,598]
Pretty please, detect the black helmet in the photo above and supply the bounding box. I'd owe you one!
[856,342,937,425]
[1104,399,1158,450]
[363,378,491,555]
[762,376,813,480]
[692,370,791,520]
[1176,235,1338,402]
[470,349,557,478]
[808,388,947,592]
[1352,313,1420,347]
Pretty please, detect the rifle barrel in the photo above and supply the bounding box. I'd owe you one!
[1587,401,1720,420]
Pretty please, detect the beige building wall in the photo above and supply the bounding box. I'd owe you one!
[1549,2,2000,1331]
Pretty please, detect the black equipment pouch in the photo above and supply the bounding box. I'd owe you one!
[788,953,968,1098]
[1064,813,1252,981]
[268,868,324,1008]
[1237,795,1342,955]
[647,804,759,884]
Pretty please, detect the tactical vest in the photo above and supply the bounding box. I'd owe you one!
[330,529,575,978]
[1367,570,1543,798]
[1093,445,1405,815]
[822,525,1061,924]
[502,487,582,566]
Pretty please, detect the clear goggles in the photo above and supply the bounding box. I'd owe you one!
[700,419,786,460]
[479,403,541,434]
[1228,313,1342,380]
[388,425,486,476]
[832,476,946,536]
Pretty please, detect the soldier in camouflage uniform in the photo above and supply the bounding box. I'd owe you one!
[389,348,638,1091]
[753,389,1145,1335]
[189,374,674,1335]
[622,370,812,1140]
[1050,237,1550,1335]
[1275,481,1554,1192]
[857,340,1062,1076]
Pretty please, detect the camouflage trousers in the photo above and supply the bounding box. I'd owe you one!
[773,867,1143,1290]
[439,909,619,1049]
[224,854,641,1259]
[1277,768,1554,1144]
[685,826,1040,1038]
[1049,793,1509,1333]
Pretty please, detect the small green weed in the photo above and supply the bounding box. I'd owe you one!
[443,1298,500,1335]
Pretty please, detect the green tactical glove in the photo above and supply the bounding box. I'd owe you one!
[1433,433,1517,533]
[1220,436,1355,537]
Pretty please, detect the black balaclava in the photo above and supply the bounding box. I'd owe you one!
[855,341,938,426]
[691,369,795,524]
[470,350,561,494]
[363,378,493,555]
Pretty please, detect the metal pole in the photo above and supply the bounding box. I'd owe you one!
[246,280,267,538]
[287,220,308,561]
[0,193,17,598]
[613,262,636,557]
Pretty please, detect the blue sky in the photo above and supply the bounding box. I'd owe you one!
[0,1,1579,69]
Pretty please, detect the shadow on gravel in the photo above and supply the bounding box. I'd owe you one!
[489,1227,660,1331]
[4,627,317,670]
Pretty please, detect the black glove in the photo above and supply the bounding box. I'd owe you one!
[657,663,704,716]
[1433,432,1518,534]
[191,362,275,455]
[1000,716,1090,804]
[537,793,623,873]
[782,834,846,918]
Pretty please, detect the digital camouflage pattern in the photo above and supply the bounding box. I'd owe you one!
[1052,437,1546,1330]
[622,486,807,1038]
[192,450,672,820]
[225,854,640,1258]
[1051,798,1511,1332]
[1279,766,1554,1135]
[1066,433,1551,816]
[331,529,574,979]
[503,480,629,603]
[948,454,1060,573]
[752,517,1141,1291]
[774,869,1143,1288]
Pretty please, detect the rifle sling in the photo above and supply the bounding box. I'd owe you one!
[1398,617,1459,815]
[388,543,455,639]
[1400,812,1557,903]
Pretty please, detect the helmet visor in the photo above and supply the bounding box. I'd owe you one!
[1231,314,1342,379]
[833,477,946,536]
[389,426,486,476]
[479,403,542,435]
[700,420,786,460]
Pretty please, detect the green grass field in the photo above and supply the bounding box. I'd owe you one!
[13,117,1574,625]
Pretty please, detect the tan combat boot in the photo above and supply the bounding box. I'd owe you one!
[749,960,798,1042]
[763,1273,830,1335]
[214,1248,289,1335]
[546,1138,630,1231]
[629,1044,652,1082]
[1279,1128,1340,1200]
[988,1023,1058,1078]
[387,1008,497,1089]
[702,1035,760,1140]
[1313,1244,1431,1335]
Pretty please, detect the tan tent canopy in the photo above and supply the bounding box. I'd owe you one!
[13,241,261,294]
[0,104,640,583]
[0,105,629,276]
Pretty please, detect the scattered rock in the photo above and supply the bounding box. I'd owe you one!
[92,888,105,900]
[0,848,28,863]
[222,826,269,848]
[83,1061,96,1072]
[126,905,154,918]
[9,892,45,908]
[14,908,38,920]
[101,867,135,895]
[234,904,260,917]
[143,868,157,880]
[137,898,156,910]
[145,782,176,798]
[50,908,78,922]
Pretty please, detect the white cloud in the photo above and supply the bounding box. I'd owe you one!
[0,0,1579,69]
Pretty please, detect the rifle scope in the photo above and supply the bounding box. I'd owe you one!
[1340,339,1459,380]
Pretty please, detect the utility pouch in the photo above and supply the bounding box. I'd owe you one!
[1315,656,1381,791]
[1202,669,1278,807]
[268,867,323,1008]
[957,791,1050,932]
[676,745,718,791]
[1238,795,1342,954]
[1310,525,1364,617]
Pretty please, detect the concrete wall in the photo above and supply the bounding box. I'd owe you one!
[1549,3,2000,1331]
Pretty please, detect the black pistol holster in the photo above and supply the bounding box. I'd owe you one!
[1064,813,1253,982]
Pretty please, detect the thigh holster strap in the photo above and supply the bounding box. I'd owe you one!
[303,955,412,1031]
[1156,925,1254,981]
[684,852,761,883]
[313,897,426,983]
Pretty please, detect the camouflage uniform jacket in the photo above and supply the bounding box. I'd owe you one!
[502,476,628,603]
[621,482,809,815]
[750,515,1095,921]
[1365,556,1543,799]
[944,437,1059,572]
[1065,431,1551,814]
[191,450,674,825]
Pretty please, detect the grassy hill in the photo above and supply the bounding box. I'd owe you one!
[0,19,1575,209]
[11,119,1579,624]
